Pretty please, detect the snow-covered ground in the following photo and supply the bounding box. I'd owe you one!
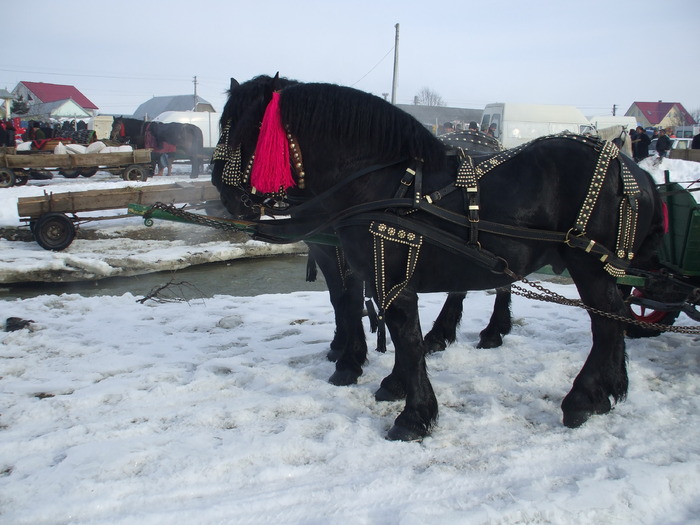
[1,286,699,524]
[0,158,699,524]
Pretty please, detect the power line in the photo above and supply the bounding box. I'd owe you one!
[0,66,189,84]
[351,47,394,88]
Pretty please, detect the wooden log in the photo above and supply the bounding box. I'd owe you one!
[17,180,220,218]
[1,149,153,170]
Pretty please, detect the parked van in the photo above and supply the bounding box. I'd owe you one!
[154,111,221,150]
[480,103,590,148]
[673,126,700,139]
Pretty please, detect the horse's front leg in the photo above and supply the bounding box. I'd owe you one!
[561,268,629,428]
[380,290,438,441]
[328,270,368,386]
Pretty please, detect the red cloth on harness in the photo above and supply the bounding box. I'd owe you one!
[145,123,176,153]
[154,141,177,154]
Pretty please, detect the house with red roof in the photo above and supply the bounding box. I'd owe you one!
[625,101,696,130]
[11,81,99,120]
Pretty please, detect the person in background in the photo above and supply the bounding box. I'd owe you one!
[440,122,455,135]
[145,123,176,176]
[30,121,45,140]
[631,126,650,162]
[468,121,479,132]
[655,128,672,159]
[691,132,700,150]
[0,121,13,147]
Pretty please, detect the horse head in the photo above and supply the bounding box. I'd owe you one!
[211,74,298,219]
[110,117,124,142]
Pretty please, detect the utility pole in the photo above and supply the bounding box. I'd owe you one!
[193,76,198,110]
[391,23,399,105]
[612,104,617,116]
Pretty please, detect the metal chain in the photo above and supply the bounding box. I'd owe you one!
[145,203,252,233]
[511,275,700,335]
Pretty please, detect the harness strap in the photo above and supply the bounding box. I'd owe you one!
[574,140,619,232]
[370,221,424,353]
[342,213,508,272]
[288,159,410,219]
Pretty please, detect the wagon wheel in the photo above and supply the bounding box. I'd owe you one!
[123,164,148,182]
[33,213,77,251]
[0,168,15,188]
[60,169,81,178]
[80,168,98,177]
[626,287,682,338]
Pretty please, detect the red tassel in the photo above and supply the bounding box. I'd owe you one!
[250,92,295,194]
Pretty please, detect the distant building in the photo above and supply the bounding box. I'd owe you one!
[132,95,215,120]
[625,101,696,129]
[397,104,482,135]
[12,81,99,119]
[0,88,13,119]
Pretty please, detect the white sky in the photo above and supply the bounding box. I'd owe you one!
[4,1,700,117]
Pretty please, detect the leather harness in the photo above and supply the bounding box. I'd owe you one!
[215,132,642,337]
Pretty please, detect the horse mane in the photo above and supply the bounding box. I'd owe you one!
[221,75,299,133]
[280,83,448,169]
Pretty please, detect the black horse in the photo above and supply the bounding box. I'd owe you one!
[212,75,664,441]
[213,77,508,386]
[111,117,204,177]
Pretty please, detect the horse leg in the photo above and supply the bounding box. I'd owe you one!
[424,292,465,354]
[307,245,367,386]
[190,153,200,178]
[477,286,513,349]
[381,290,438,441]
[328,271,367,386]
[561,264,629,428]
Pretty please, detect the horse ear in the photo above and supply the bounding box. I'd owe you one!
[230,78,239,91]
[272,72,281,92]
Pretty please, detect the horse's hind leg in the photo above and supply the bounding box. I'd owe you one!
[381,290,438,441]
[424,292,465,354]
[561,265,629,428]
[477,286,512,349]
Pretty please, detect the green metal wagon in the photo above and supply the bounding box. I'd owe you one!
[623,171,700,333]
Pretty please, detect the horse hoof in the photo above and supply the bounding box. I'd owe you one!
[561,392,612,428]
[386,424,425,442]
[326,347,342,362]
[328,369,359,386]
[424,339,446,355]
[375,386,405,402]
[562,410,592,428]
[477,333,503,349]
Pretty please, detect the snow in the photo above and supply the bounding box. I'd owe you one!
[1,161,699,524]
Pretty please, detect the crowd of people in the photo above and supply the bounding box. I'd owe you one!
[438,120,491,136]
[630,126,700,163]
[0,118,92,146]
